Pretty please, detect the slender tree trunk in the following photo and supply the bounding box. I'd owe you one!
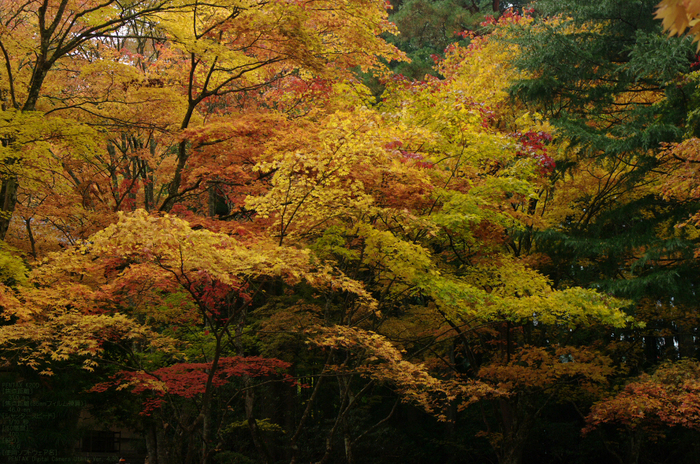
[340,374,354,464]
[445,343,457,464]
[625,428,644,464]
[24,217,37,258]
[343,431,353,464]
[245,382,272,464]
[144,140,156,211]
[145,425,157,464]
[202,404,212,464]
[282,366,296,462]
[0,176,18,240]
[289,351,334,464]
[495,397,533,464]
[160,96,198,212]
[156,426,169,464]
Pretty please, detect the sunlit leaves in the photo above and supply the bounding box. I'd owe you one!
[309,325,497,414]
[0,209,377,373]
[0,307,176,375]
[246,109,387,242]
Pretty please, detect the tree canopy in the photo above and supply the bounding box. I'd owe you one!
[1,1,699,464]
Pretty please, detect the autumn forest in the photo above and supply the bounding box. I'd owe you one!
[1,0,700,463]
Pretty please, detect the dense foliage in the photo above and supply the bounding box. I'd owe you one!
[1,1,699,464]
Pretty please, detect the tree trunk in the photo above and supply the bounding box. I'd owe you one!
[246,383,271,464]
[495,397,533,464]
[156,425,169,464]
[143,140,156,211]
[625,428,644,464]
[0,176,18,240]
[145,425,157,464]
[343,432,353,464]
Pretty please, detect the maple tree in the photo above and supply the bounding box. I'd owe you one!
[238,9,639,464]
[0,209,390,464]
[585,358,700,433]
[583,359,700,464]
[0,0,184,239]
[1,0,404,254]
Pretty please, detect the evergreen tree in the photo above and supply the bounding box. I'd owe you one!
[511,0,700,333]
